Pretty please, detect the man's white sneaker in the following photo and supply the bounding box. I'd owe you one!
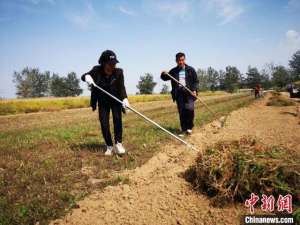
[115,142,126,155]
[186,129,192,135]
[104,146,114,156]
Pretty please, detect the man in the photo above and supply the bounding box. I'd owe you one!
[161,52,198,136]
[287,82,300,98]
[82,50,130,155]
[254,84,261,98]
[287,83,294,98]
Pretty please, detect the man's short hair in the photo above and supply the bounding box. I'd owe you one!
[176,52,185,61]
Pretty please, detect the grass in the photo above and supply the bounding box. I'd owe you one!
[0,92,252,225]
[0,91,227,116]
[184,137,300,208]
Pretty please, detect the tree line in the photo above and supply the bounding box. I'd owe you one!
[136,50,300,94]
[13,68,82,98]
[13,50,300,97]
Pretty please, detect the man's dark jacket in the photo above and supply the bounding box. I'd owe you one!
[81,65,127,111]
[161,64,198,101]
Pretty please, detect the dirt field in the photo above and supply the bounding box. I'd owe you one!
[51,94,300,225]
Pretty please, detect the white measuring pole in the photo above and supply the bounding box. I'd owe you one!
[164,72,217,118]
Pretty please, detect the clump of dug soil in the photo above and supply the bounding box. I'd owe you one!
[266,92,295,106]
[184,137,300,207]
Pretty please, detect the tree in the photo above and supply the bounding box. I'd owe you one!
[207,67,219,91]
[136,73,157,94]
[64,72,83,96]
[245,66,262,88]
[197,69,209,91]
[50,72,82,97]
[224,66,240,93]
[258,63,274,89]
[272,66,290,88]
[218,70,226,90]
[160,84,169,94]
[13,67,50,98]
[50,74,67,97]
[239,74,248,89]
[289,50,300,81]
[260,69,272,89]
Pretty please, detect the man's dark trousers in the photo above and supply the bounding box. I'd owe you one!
[98,103,122,146]
[176,89,195,132]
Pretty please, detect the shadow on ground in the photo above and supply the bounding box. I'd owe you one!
[70,143,107,153]
[162,126,181,134]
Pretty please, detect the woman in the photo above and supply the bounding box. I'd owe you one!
[81,50,130,155]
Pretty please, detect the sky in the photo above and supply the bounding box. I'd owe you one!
[0,0,300,98]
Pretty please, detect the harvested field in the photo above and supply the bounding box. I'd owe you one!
[0,91,227,116]
[51,93,300,225]
[0,92,252,225]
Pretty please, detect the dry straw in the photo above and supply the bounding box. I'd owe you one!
[185,137,300,207]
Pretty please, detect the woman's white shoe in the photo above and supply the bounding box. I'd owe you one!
[104,146,114,156]
[115,142,126,155]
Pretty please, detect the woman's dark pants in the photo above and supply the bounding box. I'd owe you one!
[98,103,122,146]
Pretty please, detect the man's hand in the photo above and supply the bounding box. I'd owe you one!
[162,71,168,75]
[192,91,197,97]
[122,98,130,108]
[85,75,95,86]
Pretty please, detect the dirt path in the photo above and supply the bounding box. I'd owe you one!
[52,94,300,225]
